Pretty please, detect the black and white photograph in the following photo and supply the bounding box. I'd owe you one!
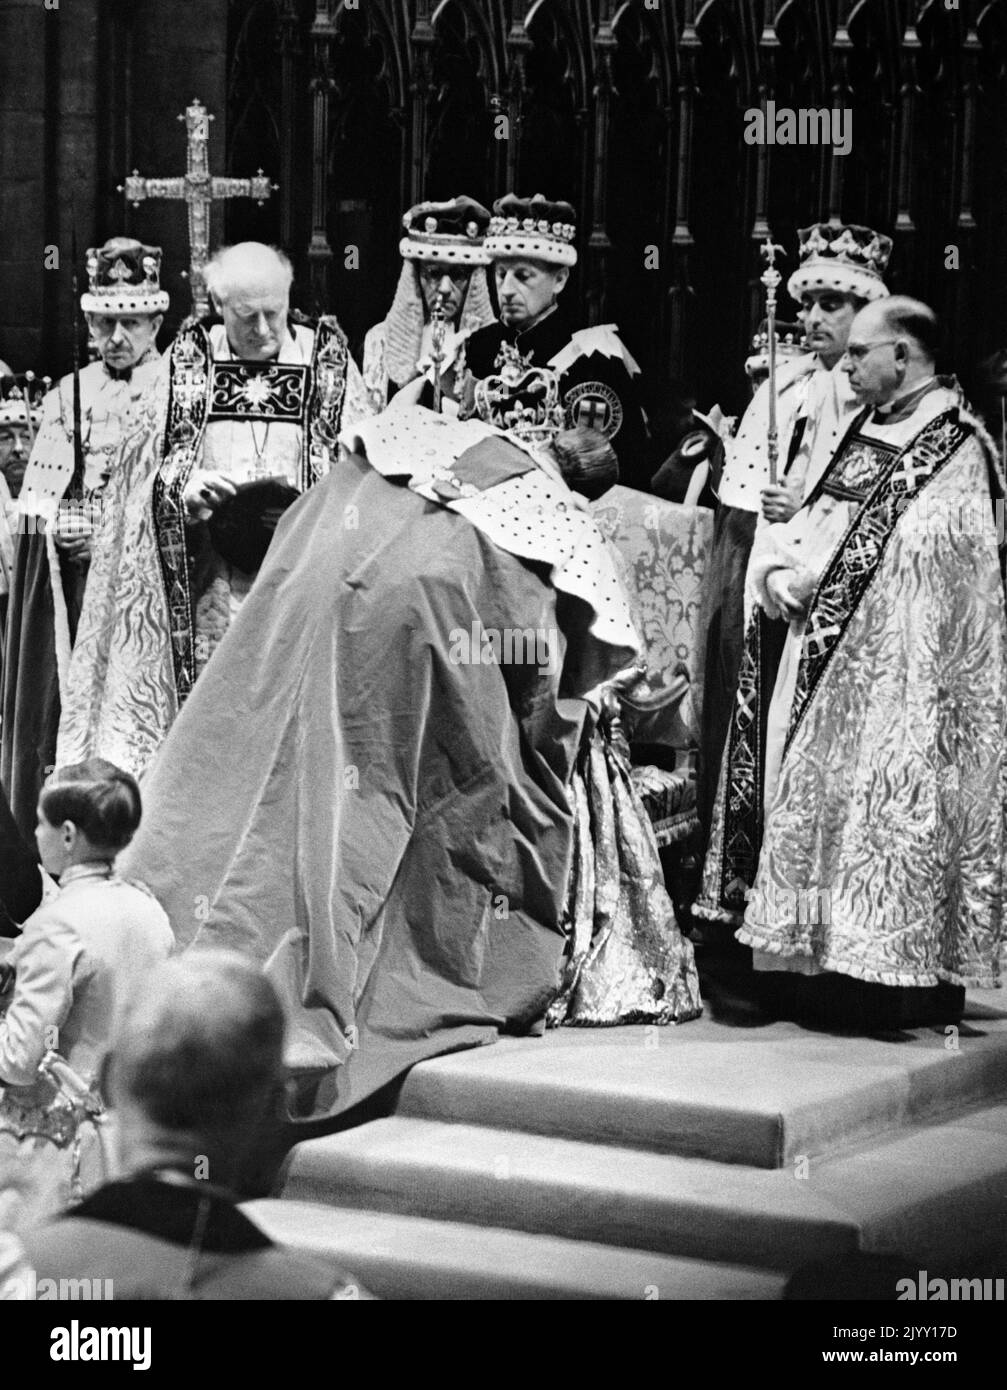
[0,0,1006,1338]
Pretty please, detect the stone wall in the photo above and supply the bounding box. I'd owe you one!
[0,0,229,375]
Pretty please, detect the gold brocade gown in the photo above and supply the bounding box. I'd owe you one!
[549,702,703,1027]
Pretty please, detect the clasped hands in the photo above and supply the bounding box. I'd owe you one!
[183,470,237,521]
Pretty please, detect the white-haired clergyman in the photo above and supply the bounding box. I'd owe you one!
[56,241,372,780]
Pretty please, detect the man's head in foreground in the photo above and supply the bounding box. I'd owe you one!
[108,950,288,1193]
[12,951,369,1299]
[205,242,294,362]
[842,296,940,407]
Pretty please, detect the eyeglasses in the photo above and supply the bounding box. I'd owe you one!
[418,266,471,285]
[843,338,899,363]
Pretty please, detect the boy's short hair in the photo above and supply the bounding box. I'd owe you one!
[39,758,142,854]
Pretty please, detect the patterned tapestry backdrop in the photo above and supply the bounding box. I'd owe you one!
[219,0,1007,420]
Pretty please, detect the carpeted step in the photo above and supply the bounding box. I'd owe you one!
[806,1099,1007,1267]
[280,1117,862,1269]
[395,1009,1007,1168]
[280,1104,1007,1271]
[244,1199,788,1300]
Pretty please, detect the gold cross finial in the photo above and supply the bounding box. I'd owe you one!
[119,98,278,318]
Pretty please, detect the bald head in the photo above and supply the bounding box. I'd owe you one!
[109,951,287,1179]
[205,242,293,360]
[869,296,939,362]
[843,295,941,406]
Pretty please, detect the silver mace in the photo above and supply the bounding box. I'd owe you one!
[430,292,449,414]
[760,238,786,486]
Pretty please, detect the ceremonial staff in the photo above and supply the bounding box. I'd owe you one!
[429,291,448,413]
[760,238,786,486]
[69,213,86,498]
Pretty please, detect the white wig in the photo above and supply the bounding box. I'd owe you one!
[380,262,495,389]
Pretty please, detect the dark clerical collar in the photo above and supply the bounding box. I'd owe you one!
[871,375,940,426]
[63,1170,272,1253]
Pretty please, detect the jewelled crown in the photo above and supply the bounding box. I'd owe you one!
[787,223,892,304]
[745,319,808,381]
[473,341,566,445]
[484,194,578,267]
[80,236,170,315]
[0,372,51,426]
[399,196,492,266]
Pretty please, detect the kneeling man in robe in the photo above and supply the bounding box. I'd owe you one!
[119,310,700,1121]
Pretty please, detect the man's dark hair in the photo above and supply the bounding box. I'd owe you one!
[39,758,142,853]
[879,295,941,363]
[112,952,287,1139]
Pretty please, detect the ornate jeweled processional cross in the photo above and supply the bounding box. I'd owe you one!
[119,98,277,319]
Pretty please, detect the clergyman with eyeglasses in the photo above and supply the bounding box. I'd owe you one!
[719,295,1006,1029]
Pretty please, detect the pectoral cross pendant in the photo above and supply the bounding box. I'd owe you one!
[250,421,270,477]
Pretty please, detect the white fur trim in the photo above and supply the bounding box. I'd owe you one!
[80,291,169,315]
[399,238,490,267]
[483,234,577,267]
[786,262,889,304]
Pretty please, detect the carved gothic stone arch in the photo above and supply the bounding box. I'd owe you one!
[225,0,287,249]
[975,0,1007,355]
[608,0,673,382]
[697,0,762,106]
[325,1,406,346]
[773,0,832,100]
[424,0,499,202]
[210,0,1004,416]
[843,0,907,238]
[478,0,588,319]
[690,0,760,406]
[827,0,900,257]
[769,0,835,306]
[519,0,585,206]
[910,0,967,310]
